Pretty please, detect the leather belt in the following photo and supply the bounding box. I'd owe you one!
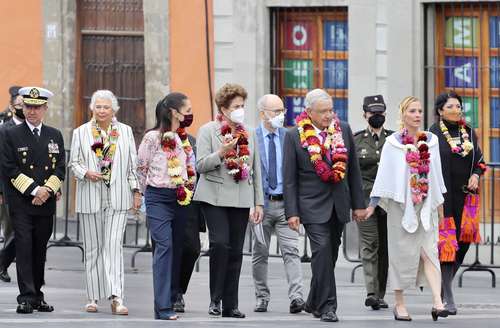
[267,194,284,201]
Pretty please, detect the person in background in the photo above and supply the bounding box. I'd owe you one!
[0,85,23,283]
[252,94,305,314]
[353,95,392,310]
[171,133,207,313]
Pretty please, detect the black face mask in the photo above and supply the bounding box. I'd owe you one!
[368,113,385,129]
[179,113,193,128]
[13,106,25,120]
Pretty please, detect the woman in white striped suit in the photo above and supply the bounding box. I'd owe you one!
[69,90,141,315]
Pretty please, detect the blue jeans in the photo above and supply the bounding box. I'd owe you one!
[145,186,186,319]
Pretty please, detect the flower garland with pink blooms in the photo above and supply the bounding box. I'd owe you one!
[296,111,348,183]
[439,118,473,157]
[401,129,430,205]
[218,114,250,182]
[91,118,120,187]
[161,128,196,205]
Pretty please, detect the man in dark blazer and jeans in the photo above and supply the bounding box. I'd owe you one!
[283,88,366,322]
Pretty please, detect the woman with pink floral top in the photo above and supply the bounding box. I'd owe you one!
[137,92,195,320]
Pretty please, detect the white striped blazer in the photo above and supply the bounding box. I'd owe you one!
[69,121,139,214]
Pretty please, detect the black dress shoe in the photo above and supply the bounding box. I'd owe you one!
[34,300,54,312]
[254,299,268,312]
[365,295,380,310]
[378,298,389,309]
[16,302,34,314]
[431,307,449,321]
[222,308,245,318]
[0,269,11,283]
[208,300,221,316]
[320,311,339,322]
[173,294,185,313]
[304,303,321,318]
[289,298,305,314]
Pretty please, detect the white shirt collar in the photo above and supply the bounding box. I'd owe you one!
[12,116,23,125]
[26,120,42,133]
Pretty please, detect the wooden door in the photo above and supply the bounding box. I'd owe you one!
[76,0,145,145]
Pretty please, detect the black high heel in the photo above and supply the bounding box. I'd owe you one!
[431,307,449,321]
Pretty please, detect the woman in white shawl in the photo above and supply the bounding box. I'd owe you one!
[366,96,449,321]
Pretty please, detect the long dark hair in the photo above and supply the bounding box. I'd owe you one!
[149,92,188,134]
[434,91,463,116]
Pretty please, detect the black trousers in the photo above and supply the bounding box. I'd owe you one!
[11,210,53,305]
[304,212,345,314]
[201,202,249,310]
[178,203,201,295]
[0,208,16,270]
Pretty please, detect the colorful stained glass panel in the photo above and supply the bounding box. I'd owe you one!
[444,56,478,88]
[323,21,348,51]
[284,60,313,89]
[324,60,348,89]
[445,17,479,48]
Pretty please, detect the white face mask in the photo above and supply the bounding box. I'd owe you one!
[229,107,245,124]
[267,112,285,129]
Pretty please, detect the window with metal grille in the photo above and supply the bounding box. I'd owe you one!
[270,7,348,126]
[426,2,500,163]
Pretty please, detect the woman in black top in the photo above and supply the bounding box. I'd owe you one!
[429,91,486,315]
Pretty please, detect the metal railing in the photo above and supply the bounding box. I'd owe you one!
[343,163,500,287]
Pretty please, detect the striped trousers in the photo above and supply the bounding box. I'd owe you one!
[80,183,128,301]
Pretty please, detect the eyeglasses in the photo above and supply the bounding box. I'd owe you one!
[264,108,286,115]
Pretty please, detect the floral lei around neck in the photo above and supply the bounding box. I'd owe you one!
[439,118,473,157]
[161,127,196,206]
[296,111,348,183]
[401,129,430,205]
[91,118,119,186]
[217,114,250,182]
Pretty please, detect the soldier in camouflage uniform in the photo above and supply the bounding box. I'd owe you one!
[354,95,393,310]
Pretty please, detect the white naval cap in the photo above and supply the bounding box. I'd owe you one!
[18,87,54,106]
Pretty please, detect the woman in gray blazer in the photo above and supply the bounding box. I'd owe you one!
[69,90,141,315]
[193,83,264,318]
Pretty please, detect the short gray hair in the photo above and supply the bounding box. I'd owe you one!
[257,94,273,112]
[304,89,331,109]
[89,90,120,112]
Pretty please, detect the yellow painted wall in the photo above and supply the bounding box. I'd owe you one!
[0,0,43,107]
[169,0,214,134]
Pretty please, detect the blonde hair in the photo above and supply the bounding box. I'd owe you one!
[398,96,420,129]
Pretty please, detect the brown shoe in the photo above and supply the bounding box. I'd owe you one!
[111,297,128,315]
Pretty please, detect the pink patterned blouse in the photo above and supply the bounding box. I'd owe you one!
[137,130,195,193]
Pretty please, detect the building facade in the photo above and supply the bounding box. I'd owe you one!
[1,0,498,161]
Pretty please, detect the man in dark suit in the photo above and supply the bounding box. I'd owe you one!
[2,86,65,314]
[283,88,366,322]
[0,86,24,283]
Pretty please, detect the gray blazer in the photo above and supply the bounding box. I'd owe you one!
[283,122,365,224]
[193,121,264,208]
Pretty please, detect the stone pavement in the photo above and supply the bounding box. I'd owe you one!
[0,244,499,328]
